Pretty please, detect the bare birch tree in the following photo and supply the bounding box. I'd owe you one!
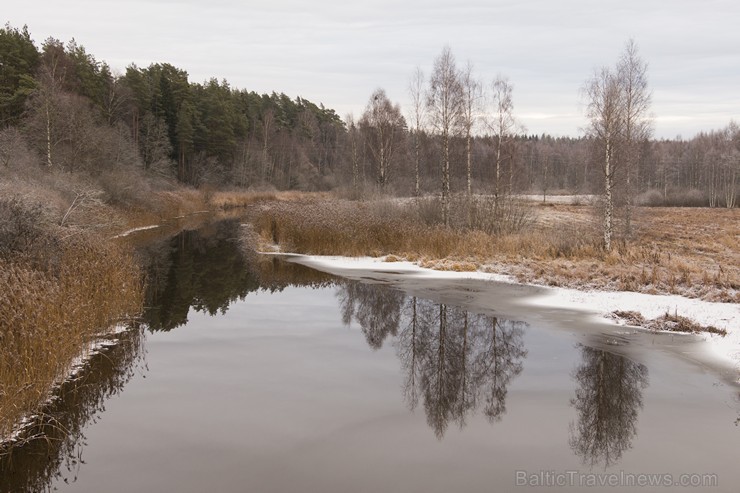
[427,46,464,226]
[261,108,275,182]
[584,67,625,251]
[408,67,426,197]
[616,39,652,234]
[461,61,481,198]
[359,88,405,190]
[26,51,65,168]
[487,75,519,216]
[345,113,361,197]
[721,121,738,208]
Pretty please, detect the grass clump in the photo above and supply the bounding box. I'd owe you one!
[611,310,727,336]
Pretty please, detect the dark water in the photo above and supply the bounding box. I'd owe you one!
[1,221,738,492]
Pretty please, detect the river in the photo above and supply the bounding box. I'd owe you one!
[1,220,738,492]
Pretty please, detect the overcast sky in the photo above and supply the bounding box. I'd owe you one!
[5,0,739,138]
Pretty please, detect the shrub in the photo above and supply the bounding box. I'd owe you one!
[0,196,55,260]
[637,188,709,207]
[635,189,664,207]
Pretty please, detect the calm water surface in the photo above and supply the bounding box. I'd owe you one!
[1,221,738,492]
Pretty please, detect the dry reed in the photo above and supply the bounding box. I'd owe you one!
[0,235,143,443]
[246,198,738,302]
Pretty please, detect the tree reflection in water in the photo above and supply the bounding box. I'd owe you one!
[336,281,405,349]
[0,326,146,493]
[337,282,528,439]
[569,344,649,468]
[0,222,334,491]
[3,219,661,489]
[142,220,334,331]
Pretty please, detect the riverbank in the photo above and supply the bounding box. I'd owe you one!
[247,197,739,303]
[0,188,294,447]
[3,190,736,446]
[0,231,143,446]
[241,195,737,376]
[282,254,740,379]
[0,323,137,449]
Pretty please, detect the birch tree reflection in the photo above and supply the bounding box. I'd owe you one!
[336,281,405,349]
[475,316,527,423]
[569,345,649,467]
[337,282,527,438]
[395,296,527,438]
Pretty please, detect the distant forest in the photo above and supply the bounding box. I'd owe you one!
[0,24,737,207]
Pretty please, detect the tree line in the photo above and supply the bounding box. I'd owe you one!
[1,25,737,214]
[0,24,345,192]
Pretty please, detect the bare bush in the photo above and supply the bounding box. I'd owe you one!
[635,189,664,206]
[636,188,709,207]
[413,194,533,234]
[98,167,157,209]
[466,195,534,234]
[414,196,443,226]
[666,189,706,207]
[0,128,38,169]
[0,196,55,259]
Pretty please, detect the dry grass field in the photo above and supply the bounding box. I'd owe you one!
[503,204,738,302]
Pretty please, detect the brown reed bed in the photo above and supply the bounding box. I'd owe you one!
[115,189,324,237]
[247,197,598,262]
[0,234,143,444]
[246,197,739,303]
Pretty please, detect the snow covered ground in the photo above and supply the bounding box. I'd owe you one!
[531,280,739,371]
[285,254,740,376]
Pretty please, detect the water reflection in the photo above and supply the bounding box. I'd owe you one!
[338,282,528,439]
[141,221,333,331]
[140,221,259,330]
[336,281,405,349]
[0,223,334,491]
[569,344,649,468]
[0,326,145,493]
[1,222,673,491]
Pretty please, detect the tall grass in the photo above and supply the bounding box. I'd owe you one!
[208,190,277,209]
[0,186,303,443]
[247,197,738,302]
[249,198,597,260]
[253,199,424,256]
[0,235,143,443]
[117,189,323,236]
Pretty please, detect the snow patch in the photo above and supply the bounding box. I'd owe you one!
[290,253,740,373]
[111,225,160,238]
[297,255,517,283]
[528,286,739,373]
